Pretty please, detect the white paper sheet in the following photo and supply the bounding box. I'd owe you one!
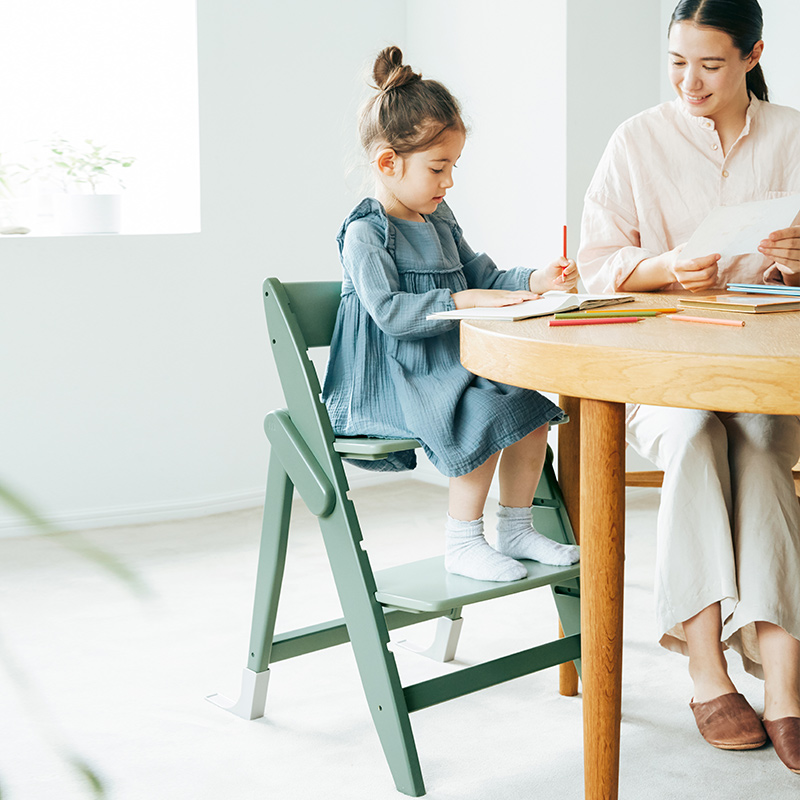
[680,194,800,261]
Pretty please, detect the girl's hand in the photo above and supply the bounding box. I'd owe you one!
[529,258,579,293]
[759,225,800,281]
[451,288,540,310]
[667,244,721,292]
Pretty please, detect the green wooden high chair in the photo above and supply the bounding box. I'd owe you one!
[207,277,582,797]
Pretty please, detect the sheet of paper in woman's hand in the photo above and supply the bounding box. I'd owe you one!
[680,194,800,261]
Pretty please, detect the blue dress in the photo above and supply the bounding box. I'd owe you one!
[322,198,563,477]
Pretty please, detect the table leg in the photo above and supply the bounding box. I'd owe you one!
[580,399,626,800]
[558,395,581,697]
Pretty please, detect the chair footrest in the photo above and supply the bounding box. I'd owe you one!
[333,436,420,460]
[375,556,580,614]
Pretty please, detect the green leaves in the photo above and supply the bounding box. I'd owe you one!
[43,137,136,193]
[0,483,149,597]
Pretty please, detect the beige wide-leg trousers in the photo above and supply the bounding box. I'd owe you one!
[626,405,800,678]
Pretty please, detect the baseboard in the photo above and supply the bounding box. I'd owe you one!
[0,488,266,538]
[0,464,461,539]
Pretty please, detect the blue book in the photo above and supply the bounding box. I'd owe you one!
[727,283,800,297]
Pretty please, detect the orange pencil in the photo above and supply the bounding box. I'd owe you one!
[666,314,745,327]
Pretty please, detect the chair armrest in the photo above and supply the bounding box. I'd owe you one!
[334,436,420,461]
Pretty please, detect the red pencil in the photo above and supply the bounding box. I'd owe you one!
[548,316,642,327]
[562,225,568,260]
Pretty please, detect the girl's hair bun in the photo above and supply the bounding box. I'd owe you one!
[359,45,465,157]
[373,45,421,92]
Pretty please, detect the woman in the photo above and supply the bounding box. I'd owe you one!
[578,0,800,774]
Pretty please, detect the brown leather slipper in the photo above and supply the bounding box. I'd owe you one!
[689,692,767,750]
[764,717,800,774]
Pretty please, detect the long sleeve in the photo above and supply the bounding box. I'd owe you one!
[578,132,660,293]
[341,219,457,340]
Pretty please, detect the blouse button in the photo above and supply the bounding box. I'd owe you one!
[712,144,719,150]
[722,170,729,178]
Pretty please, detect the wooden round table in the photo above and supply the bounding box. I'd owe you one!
[459,293,800,800]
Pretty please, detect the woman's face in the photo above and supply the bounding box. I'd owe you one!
[668,21,762,123]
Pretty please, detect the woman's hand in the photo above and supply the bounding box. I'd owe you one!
[620,244,720,292]
[451,288,540,310]
[671,252,721,292]
[661,244,721,292]
[529,258,579,293]
[759,225,800,284]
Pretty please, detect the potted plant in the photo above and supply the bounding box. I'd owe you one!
[43,138,136,234]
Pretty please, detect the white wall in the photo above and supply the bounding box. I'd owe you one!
[0,0,404,534]
[567,0,663,259]
[406,0,567,268]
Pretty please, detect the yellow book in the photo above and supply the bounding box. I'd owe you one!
[679,294,800,314]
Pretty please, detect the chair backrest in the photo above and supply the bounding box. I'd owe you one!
[262,277,345,480]
[275,279,343,349]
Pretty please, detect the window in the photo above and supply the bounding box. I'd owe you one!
[0,0,200,236]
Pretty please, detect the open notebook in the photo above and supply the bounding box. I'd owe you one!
[427,290,634,321]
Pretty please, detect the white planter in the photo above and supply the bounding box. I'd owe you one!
[54,193,122,234]
[0,198,35,234]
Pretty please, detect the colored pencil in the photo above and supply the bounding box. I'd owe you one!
[584,307,680,314]
[555,310,663,319]
[563,225,568,259]
[666,314,745,327]
[548,317,642,327]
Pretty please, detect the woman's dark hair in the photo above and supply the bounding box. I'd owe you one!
[670,0,768,101]
[358,46,466,156]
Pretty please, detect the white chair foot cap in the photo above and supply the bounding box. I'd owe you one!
[395,616,464,663]
[206,668,270,720]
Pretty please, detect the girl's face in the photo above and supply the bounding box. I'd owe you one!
[668,22,762,125]
[376,128,465,222]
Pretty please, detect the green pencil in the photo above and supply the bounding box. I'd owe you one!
[554,310,663,319]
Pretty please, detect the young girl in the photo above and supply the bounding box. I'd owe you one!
[322,46,579,583]
[579,0,800,773]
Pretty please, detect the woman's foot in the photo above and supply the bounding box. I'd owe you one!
[496,505,579,566]
[689,693,767,750]
[763,717,800,774]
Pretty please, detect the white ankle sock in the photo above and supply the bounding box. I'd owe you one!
[444,514,527,582]
[496,505,580,566]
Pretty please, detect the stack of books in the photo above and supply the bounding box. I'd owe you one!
[678,284,800,314]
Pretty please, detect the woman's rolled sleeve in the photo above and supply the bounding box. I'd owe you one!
[579,192,658,293]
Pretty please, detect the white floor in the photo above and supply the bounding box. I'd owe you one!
[0,481,796,799]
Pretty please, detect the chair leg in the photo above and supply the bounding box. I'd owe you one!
[206,453,293,719]
[533,449,582,692]
[395,608,464,663]
[318,501,426,797]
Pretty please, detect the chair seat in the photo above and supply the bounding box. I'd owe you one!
[334,436,420,460]
[375,556,580,614]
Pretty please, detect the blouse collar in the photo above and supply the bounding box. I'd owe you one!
[676,93,762,136]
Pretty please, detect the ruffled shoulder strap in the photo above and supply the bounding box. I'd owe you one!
[336,198,392,256]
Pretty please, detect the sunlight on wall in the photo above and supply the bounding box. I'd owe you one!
[0,0,200,236]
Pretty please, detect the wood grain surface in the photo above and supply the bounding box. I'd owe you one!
[460,292,800,415]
